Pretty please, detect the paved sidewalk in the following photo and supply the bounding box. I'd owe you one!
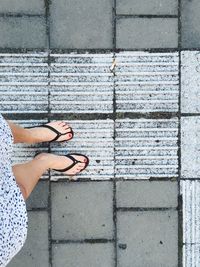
[0,0,199,266]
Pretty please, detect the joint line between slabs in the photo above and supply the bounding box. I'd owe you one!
[177,0,183,264]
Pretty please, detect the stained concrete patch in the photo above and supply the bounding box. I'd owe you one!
[116,0,178,15]
[51,182,113,240]
[7,211,49,267]
[181,117,200,178]
[50,0,113,49]
[117,211,178,267]
[0,0,45,14]
[116,180,178,208]
[52,243,114,267]
[181,0,200,48]
[116,18,178,49]
[181,51,200,113]
[0,17,47,49]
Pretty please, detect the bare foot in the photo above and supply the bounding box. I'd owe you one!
[27,121,73,143]
[35,152,88,179]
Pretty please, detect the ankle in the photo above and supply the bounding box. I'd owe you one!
[26,128,41,144]
[34,152,55,170]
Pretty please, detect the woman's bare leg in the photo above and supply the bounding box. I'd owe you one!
[12,154,51,200]
[6,119,72,144]
[6,120,34,144]
[12,153,87,201]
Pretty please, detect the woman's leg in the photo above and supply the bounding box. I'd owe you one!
[12,154,51,201]
[6,120,34,144]
[12,153,86,201]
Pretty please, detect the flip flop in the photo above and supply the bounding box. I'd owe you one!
[52,153,89,176]
[25,123,74,143]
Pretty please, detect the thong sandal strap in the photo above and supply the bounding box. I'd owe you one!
[26,124,73,142]
[52,154,81,172]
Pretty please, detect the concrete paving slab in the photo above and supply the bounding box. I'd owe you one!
[50,53,113,113]
[115,52,179,112]
[0,17,47,49]
[116,0,178,15]
[115,118,179,179]
[0,0,45,14]
[50,0,113,49]
[181,0,200,48]
[26,180,49,210]
[181,117,200,178]
[180,180,200,244]
[51,181,113,240]
[117,210,178,267]
[116,180,178,207]
[181,51,200,113]
[116,18,178,49]
[7,211,49,267]
[50,119,114,180]
[52,243,114,267]
[183,244,200,267]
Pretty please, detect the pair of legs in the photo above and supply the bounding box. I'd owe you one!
[7,120,87,201]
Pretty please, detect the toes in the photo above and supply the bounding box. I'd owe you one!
[67,133,73,139]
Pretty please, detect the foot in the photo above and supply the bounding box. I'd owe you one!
[27,121,73,143]
[35,152,88,179]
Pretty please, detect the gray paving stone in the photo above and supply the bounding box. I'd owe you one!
[26,180,49,210]
[51,182,113,240]
[116,18,178,49]
[52,243,114,267]
[50,0,113,49]
[181,51,200,113]
[0,17,46,48]
[116,0,178,15]
[116,181,178,208]
[0,0,45,14]
[181,117,200,178]
[181,0,200,48]
[117,211,178,267]
[7,211,49,267]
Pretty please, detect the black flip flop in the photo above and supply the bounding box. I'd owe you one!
[25,123,74,143]
[52,153,89,176]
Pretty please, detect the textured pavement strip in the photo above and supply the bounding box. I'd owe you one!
[115,118,178,179]
[180,180,200,245]
[115,51,179,112]
[50,53,113,113]
[0,53,48,113]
